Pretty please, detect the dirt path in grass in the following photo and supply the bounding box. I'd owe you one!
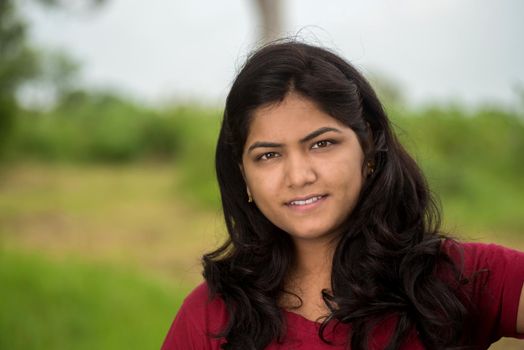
[0,163,225,287]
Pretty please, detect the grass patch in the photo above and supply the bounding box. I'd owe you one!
[0,248,190,350]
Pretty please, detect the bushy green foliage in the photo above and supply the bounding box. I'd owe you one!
[6,91,184,162]
[0,249,187,350]
[4,94,524,231]
[390,105,524,233]
[5,90,223,207]
[164,105,221,208]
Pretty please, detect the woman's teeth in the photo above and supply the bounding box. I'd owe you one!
[289,196,323,206]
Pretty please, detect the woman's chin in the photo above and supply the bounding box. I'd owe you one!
[286,226,339,243]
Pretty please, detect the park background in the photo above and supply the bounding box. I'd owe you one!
[1,0,523,349]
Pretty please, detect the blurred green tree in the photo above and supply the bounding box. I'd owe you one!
[0,0,39,153]
[0,0,106,157]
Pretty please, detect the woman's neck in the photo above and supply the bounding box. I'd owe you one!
[279,236,337,319]
[291,237,335,280]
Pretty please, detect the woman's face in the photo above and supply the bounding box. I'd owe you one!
[241,93,366,244]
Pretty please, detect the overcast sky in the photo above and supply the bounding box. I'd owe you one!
[22,0,524,107]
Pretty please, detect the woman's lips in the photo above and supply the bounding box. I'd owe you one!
[285,194,328,212]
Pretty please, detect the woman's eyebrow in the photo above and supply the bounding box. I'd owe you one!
[247,141,282,153]
[299,126,342,143]
[247,127,342,154]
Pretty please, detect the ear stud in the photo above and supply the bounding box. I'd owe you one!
[367,161,375,175]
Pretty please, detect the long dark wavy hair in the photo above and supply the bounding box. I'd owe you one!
[204,39,470,350]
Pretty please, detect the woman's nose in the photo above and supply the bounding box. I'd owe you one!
[284,154,317,188]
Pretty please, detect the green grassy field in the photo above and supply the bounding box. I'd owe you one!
[0,248,189,350]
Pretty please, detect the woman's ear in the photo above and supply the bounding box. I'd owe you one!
[239,164,253,202]
[246,187,252,201]
[239,164,246,181]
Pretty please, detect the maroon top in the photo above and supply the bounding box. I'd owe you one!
[162,242,524,349]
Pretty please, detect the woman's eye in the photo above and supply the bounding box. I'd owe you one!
[312,140,334,149]
[258,152,279,161]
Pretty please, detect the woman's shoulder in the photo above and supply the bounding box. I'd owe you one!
[183,281,220,307]
[441,239,524,272]
[180,281,229,328]
[440,238,524,341]
[161,282,228,350]
[440,239,524,284]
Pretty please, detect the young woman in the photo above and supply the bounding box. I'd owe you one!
[162,40,524,349]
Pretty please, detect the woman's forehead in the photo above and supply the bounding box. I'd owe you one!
[245,94,349,142]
